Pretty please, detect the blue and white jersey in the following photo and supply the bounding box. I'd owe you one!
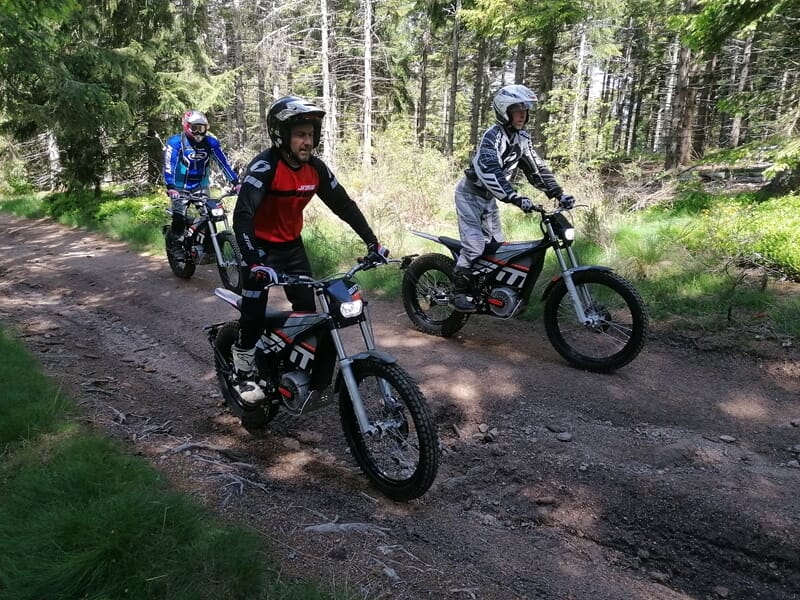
[163,132,238,191]
[464,124,562,202]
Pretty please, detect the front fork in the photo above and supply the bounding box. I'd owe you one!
[207,219,226,266]
[548,245,613,326]
[324,298,393,437]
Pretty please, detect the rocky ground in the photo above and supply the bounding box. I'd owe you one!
[1,214,799,600]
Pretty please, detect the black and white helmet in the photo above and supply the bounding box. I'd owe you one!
[267,96,326,150]
[492,85,538,127]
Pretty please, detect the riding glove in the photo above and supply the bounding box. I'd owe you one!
[167,189,181,200]
[249,264,281,285]
[558,194,576,210]
[510,193,534,213]
[366,242,390,264]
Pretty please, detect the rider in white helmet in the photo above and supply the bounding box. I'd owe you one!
[452,84,575,313]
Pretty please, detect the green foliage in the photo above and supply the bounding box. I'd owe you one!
[335,120,461,255]
[686,0,793,51]
[462,0,587,43]
[0,140,34,195]
[764,138,800,180]
[0,0,234,191]
[0,193,47,218]
[0,326,75,448]
[0,326,341,600]
[698,193,800,277]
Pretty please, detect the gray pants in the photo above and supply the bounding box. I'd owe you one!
[170,187,209,235]
[454,177,504,269]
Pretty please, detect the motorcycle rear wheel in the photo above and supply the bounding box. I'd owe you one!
[213,321,279,430]
[216,231,243,294]
[402,253,470,337]
[164,228,196,279]
[543,269,648,372]
[339,359,439,501]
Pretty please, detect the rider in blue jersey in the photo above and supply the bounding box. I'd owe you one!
[452,84,575,313]
[163,110,240,253]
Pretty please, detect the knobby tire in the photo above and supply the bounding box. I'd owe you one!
[402,253,470,337]
[339,359,439,501]
[543,270,648,372]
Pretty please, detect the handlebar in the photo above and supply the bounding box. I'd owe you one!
[526,203,586,216]
[262,257,401,290]
[171,190,237,203]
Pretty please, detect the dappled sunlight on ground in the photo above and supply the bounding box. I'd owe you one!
[718,393,771,421]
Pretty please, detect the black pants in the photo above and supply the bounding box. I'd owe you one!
[238,237,314,349]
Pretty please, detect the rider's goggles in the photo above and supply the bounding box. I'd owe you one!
[190,124,208,135]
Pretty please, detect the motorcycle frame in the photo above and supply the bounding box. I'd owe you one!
[213,271,398,438]
[409,210,607,325]
[167,192,235,267]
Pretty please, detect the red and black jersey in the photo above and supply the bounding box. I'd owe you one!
[233,148,377,265]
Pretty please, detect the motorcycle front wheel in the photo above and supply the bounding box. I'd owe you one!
[164,228,196,280]
[212,321,279,431]
[339,359,439,501]
[216,231,243,294]
[402,253,470,337]
[543,269,649,372]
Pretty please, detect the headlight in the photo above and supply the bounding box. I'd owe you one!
[211,207,225,217]
[563,228,575,241]
[339,299,363,318]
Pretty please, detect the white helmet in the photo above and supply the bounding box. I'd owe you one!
[492,85,538,128]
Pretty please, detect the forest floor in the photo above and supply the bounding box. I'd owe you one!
[1,213,798,600]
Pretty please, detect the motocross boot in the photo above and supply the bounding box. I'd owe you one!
[171,230,187,261]
[231,345,266,405]
[452,266,477,313]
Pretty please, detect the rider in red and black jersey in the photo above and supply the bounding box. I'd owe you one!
[231,95,389,404]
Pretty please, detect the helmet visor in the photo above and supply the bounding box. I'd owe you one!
[509,102,534,112]
[190,124,208,136]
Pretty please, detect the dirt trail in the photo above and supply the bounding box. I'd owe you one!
[1,214,799,599]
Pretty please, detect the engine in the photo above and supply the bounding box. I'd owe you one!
[488,287,522,318]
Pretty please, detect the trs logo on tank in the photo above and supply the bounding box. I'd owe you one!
[474,258,528,287]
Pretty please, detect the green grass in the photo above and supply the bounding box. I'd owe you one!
[0,326,339,600]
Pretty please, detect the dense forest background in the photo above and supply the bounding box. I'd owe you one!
[0,0,798,193]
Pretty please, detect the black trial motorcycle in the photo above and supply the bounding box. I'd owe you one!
[163,190,243,293]
[206,257,439,501]
[401,203,649,373]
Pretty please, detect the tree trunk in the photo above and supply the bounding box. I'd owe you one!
[146,124,161,188]
[534,31,557,157]
[470,37,486,148]
[692,54,718,159]
[665,2,699,170]
[445,0,462,156]
[514,41,527,83]
[47,130,61,191]
[257,59,268,148]
[655,37,679,153]
[361,0,373,168]
[570,27,588,150]
[417,25,431,147]
[729,32,754,148]
[321,0,338,166]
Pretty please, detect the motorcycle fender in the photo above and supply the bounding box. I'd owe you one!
[333,351,398,394]
[540,266,613,301]
[214,287,242,311]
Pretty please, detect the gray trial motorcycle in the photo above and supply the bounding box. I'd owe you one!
[206,257,439,501]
